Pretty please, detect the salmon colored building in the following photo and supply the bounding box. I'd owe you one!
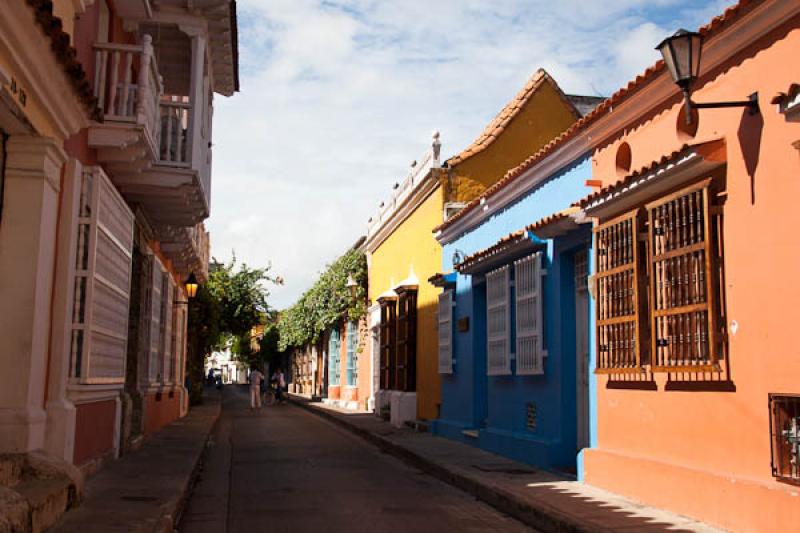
[570,1,800,530]
[0,3,237,523]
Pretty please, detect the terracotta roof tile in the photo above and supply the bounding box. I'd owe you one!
[26,0,100,119]
[573,139,726,210]
[435,0,759,235]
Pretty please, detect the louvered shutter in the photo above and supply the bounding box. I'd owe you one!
[162,277,174,384]
[149,263,163,383]
[438,290,453,374]
[70,167,133,383]
[486,265,510,375]
[515,253,545,375]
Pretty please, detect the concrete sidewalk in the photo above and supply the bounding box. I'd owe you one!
[290,396,723,533]
[51,390,222,533]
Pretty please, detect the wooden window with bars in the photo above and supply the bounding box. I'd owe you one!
[438,290,454,374]
[515,253,545,375]
[486,265,511,376]
[770,394,800,485]
[594,210,645,373]
[346,321,358,387]
[379,299,396,390]
[396,288,418,392]
[647,180,720,372]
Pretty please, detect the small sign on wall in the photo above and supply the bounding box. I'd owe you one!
[457,317,469,332]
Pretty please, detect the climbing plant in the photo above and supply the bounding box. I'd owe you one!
[278,249,367,350]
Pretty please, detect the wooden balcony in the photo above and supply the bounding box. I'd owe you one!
[88,36,162,164]
[156,223,210,283]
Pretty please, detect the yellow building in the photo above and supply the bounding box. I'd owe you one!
[364,69,592,424]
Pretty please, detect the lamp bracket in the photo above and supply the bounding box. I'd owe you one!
[690,92,759,114]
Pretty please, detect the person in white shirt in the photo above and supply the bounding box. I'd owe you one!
[249,367,264,409]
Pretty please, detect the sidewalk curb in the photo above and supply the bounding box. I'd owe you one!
[52,393,222,533]
[290,397,605,533]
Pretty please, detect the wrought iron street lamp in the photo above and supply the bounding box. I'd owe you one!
[656,28,759,124]
[175,272,199,305]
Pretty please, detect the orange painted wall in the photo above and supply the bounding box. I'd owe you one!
[143,391,181,436]
[73,400,116,465]
[583,13,800,532]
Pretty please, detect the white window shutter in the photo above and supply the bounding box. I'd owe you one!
[69,166,133,384]
[163,277,175,384]
[486,265,510,375]
[438,290,453,374]
[515,253,545,375]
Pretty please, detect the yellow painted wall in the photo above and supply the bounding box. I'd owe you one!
[369,185,443,420]
[446,81,579,203]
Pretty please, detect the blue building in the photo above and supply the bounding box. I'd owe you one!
[430,145,597,473]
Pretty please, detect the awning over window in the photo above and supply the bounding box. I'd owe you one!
[575,138,726,219]
[527,206,586,239]
[428,272,457,289]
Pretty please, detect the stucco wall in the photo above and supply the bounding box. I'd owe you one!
[583,15,800,532]
[447,81,579,204]
[436,157,593,469]
[73,399,116,465]
[369,186,444,420]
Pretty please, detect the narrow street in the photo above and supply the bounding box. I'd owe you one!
[179,386,532,532]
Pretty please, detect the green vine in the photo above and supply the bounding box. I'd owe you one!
[278,249,367,350]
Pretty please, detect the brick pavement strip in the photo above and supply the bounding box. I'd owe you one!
[289,395,723,533]
[51,392,222,533]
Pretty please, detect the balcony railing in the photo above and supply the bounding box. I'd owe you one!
[93,36,162,142]
[159,97,191,166]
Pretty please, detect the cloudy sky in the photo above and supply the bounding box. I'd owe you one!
[208,0,733,309]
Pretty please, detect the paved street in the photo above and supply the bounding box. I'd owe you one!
[179,386,531,532]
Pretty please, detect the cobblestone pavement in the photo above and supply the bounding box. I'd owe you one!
[179,386,532,532]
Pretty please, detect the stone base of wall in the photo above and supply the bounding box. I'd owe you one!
[583,448,800,532]
[389,391,416,428]
[143,389,181,436]
[73,400,117,466]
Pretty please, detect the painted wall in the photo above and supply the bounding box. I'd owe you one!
[582,14,800,532]
[435,157,593,470]
[143,391,181,436]
[73,399,116,465]
[369,186,444,420]
[446,81,579,203]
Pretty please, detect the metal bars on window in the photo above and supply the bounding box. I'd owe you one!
[515,253,545,375]
[647,180,719,372]
[594,210,643,373]
[438,290,454,374]
[328,327,341,387]
[346,321,358,387]
[486,265,510,375]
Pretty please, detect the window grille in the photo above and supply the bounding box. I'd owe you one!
[328,327,341,386]
[647,180,719,371]
[396,289,418,392]
[346,321,358,386]
[69,167,134,383]
[486,265,510,375]
[515,253,545,375]
[770,394,800,485]
[438,290,454,374]
[379,299,397,390]
[594,210,644,373]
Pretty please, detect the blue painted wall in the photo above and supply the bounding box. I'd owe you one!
[432,156,595,472]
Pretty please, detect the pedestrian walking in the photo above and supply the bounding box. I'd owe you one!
[271,367,286,404]
[249,366,264,409]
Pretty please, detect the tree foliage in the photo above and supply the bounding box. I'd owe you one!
[278,249,367,350]
[186,254,279,403]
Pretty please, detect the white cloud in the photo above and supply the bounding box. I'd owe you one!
[208,0,734,308]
